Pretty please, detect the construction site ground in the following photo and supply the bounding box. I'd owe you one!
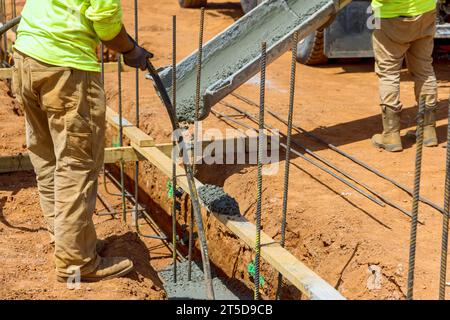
[1,0,450,300]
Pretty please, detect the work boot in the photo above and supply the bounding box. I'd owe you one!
[57,257,134,283]
[423,107,438,147]
[372,106,403,152]
[50,234,106,253]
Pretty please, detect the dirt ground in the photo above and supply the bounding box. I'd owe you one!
[1,0,450,300]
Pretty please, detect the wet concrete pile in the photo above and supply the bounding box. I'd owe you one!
[159,261,241,300]
[198,184,240,216]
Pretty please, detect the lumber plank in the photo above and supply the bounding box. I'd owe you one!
[214,214,345,300]
[0,153,33,173]
[131,141,344,300]
[106,107,154,147]
[104,146,144,163]
[0,147,142,173]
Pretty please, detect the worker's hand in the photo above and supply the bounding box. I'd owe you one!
[123,42,154,71]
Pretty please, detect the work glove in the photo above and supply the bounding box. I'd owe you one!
[123,36,154,70]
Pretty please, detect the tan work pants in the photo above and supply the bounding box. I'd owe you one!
[12,50,104,277]
[373,9,438,111]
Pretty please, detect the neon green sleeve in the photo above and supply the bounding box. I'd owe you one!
[85,0,123,41]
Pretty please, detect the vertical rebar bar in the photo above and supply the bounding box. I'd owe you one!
[171,15,178,283]
[407,99,426,300]
[276,32,298,300]
[133,0,140,227]
[254,42,266,301]
[188,6,205,282]
[439,96,450,300]
[118,55,126,223]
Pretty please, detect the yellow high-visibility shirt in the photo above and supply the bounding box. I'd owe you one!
[14,0,123,72]
[371,0,437,18]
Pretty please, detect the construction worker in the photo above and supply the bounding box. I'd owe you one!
[371,0,438,152]
[12,1,152,282]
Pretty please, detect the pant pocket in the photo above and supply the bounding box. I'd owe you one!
[66,110,94,167]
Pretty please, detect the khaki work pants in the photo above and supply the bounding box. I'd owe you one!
[12,50,104,277]
[373,9,438,111]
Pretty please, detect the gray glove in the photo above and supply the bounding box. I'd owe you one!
[123,36,153,70]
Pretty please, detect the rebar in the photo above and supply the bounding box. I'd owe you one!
[254,42,267,301]
[222,102,417,222]
[146,61,215,299]
[231,92,445,215]
[439,96,450,300]
[171,15,178,283]
[133,0,140,228]
[118,55,127,224]
[221,101,387,208]
[188,7,205,282]
[407,99,426,300]
[276,32,298,300]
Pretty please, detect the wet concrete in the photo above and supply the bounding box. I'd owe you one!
[198,184,240,216]
[159,261,242,300]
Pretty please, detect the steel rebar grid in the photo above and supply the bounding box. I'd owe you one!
[118,55,127,223]
[188,7,206,282]
[171,15,178,283]
[221,101,420,222]
[276,32,298,300]
[407,99,426,300]
[220,101,389,209]
[439,96,450,300]
[231,92,445,215]
[254,42,267,301]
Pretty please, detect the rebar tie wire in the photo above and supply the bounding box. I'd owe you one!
[407,98,426,300]
[276,31,298,300]
[439,95,450,300]
[254,42,267,301]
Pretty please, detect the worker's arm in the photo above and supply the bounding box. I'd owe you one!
[85,0,153,70]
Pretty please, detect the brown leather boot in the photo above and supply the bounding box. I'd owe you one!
[57,256,134,283]
[372,106,403,152]
[423,107,438,147]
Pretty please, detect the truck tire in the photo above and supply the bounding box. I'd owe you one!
[296,29,328,65]
[178,0,207,8]
[240,0,258,13]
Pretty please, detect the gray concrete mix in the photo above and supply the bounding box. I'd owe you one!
[162,0,331,122]
[159,261,243,300]
[198,184,240,216]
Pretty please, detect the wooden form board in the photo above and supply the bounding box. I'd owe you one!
[110,118,345,300]
[0,62,129,80]
[0,147,143,174]
[106,107,154,147]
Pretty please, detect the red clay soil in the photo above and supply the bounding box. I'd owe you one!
[1,0,450,300]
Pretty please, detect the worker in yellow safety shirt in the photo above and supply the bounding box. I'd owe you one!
[371,0,438,152]
[12,0,153,283]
